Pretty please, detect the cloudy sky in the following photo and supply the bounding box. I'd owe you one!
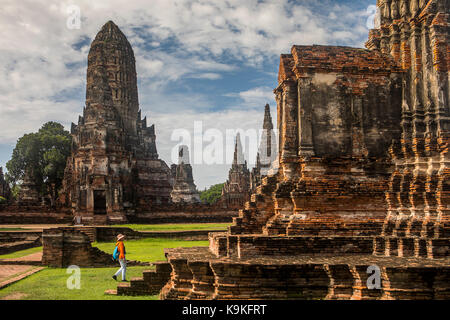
[0,0,376,190]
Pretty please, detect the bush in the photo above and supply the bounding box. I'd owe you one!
[0,196,7,204]
[199,183,224,205]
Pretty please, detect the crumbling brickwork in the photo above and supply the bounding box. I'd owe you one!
[250,104,278,192]
[60,21,173,224]
[0,167,11,202]
[18,167,40,205]
[367,0,450,254]
[41,227,145,267]
[170,146,200,203]
[220,133,251,209]
[109,0,449,300]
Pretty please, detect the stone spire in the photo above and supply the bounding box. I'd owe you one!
[233,133,246,167]
[263,103,273,131]
[221,134,250,208]
[0,167,11,201]
[60,21,173,221]
[171,145,200,203]
[178,145,190,165]
[250,104,278,191]
[88,20,139,136]
[18,166,40,205]
[257,104,278,176]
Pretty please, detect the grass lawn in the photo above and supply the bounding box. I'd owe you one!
[0,228,26,231]
[0,238,209,300]
[0,266,157,300]
[93,238,208,262]
[111,223,230,232]
[0,246,43,259]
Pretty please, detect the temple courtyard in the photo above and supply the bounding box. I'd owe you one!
[0,222,230,300]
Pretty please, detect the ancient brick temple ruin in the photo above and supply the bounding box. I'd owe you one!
[18,167,41,205]
[111,0,450,299]
[60,21,173,223]
[250,104,278,192]
[170,146,200,203]
[0,167,11,201]
[220,133,251,209]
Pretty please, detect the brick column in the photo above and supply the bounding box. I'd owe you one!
[279,80,299,181]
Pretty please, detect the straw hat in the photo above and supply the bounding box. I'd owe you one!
[117,234,125,241]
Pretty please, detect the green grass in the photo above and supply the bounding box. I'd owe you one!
[0,266,40,283]
[0,228,25,231]
[0,246,43,259]
[92,238,208,262]
[0,267,158,300]
[0,238,210,300]
[111,223,230,232]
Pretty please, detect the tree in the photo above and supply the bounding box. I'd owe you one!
[6,122,71,206]
[199,183,224,205]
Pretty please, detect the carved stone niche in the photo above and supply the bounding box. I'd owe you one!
[400,0,409,18]
[391,0,400,20]
[382,0,392,24]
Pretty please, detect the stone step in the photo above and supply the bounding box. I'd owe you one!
[0,239,40,255]
[104,289,117,296]
[151,261,172,273]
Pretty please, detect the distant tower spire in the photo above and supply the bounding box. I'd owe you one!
[178,145,190,165]
[263,103,273,131]
[233,133,245,166]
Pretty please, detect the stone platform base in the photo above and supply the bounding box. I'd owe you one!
[158,247,450,300]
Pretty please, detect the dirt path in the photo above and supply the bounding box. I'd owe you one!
[0,265,44,290]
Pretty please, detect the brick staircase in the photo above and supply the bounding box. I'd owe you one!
[105,261,172,296]
[72,227,97,242]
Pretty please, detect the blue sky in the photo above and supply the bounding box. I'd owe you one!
[0,0,377,189]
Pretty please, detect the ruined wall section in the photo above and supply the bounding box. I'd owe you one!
[237,45,405,236]
[366,0,449,240]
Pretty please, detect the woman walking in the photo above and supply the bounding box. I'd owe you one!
[112,234,127,282]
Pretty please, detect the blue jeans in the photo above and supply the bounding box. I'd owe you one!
[114,259,127,280]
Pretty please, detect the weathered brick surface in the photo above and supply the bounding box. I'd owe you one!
[0,167,11,203]
[60,21,173,221]
[219,134,251,209]
[170,146,200,204]
[109,1,450,300]
[158,247,450,300]
[115,261,172,296]
[41,227,145,267]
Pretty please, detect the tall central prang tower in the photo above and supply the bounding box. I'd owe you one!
[60,21,173,224]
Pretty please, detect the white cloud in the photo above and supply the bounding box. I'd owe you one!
[224,86,275,108]
[0,0,374,187]
[148,105,277,190]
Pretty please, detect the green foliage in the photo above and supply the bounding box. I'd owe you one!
[10,184,21,200]
[199,183,224,204]
[6,121,71,204]
[93,238,209,262]
[0,196,6,204]
[0,267,156,300]
[0,246,42,259]
[0,238,210,300]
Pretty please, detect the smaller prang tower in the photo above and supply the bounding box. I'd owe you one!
[170,145,201,203]
[251,104,278,191]
[0,167,11,202]
[221,133,251,208]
